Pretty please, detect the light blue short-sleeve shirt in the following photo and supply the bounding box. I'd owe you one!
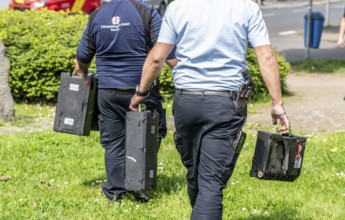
[158,0,270,91]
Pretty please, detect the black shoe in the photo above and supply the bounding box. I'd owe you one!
[115,192,126,201]
[102,186,126,202]
[131,189,151,202]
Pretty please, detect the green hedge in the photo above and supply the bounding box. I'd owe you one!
[0,9,290,103]
[246,48,290,101]
[0,9,89,102]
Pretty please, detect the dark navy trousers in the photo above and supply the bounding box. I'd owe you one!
[98,88,166,201]
[173,93,246,220]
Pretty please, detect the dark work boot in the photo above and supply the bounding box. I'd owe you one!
[131,189,151,202]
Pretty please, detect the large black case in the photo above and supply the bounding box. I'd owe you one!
[250,131,307,182]
[124,111,159,191]
[53,72,99,136]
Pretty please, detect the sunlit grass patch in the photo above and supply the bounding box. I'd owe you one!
[0,127,344,219]
[290,59,345,74]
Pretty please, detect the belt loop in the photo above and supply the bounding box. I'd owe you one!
[176,89,181,96]
[202,91,205,99]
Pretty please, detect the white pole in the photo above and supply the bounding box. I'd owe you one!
[305,0,313,59]
[325,0,330,26]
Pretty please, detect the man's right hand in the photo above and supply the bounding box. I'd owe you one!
[129,94,146,112]
[271,105,290,132]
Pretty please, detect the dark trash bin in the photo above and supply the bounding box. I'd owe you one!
[304,12,325,49]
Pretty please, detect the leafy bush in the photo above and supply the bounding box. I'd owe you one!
[0,9,88,102]
[246,48,290,101]
[0,9,290,103]
[160,49,291,101]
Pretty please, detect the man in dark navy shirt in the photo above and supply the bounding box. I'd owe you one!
[74,0,176,202]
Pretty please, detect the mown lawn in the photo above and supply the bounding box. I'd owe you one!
[1,114,344,219]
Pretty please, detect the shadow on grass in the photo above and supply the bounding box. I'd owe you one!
[237,207,298,220]
[156,173,186,194]
[81,173,186,194]
[82,175,107,187]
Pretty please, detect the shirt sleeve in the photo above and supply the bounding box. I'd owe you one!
[247,6,271,48]
[157,6,177,45]
[76,13,97,64]
[154,6,176,59]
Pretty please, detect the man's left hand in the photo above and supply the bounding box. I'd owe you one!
[271,105,290,133]
[73,59,90,84]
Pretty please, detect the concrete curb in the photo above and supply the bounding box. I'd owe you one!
[260,0,343,9]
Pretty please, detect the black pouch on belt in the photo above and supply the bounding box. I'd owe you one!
[232,130,247,153]
[235,68,255,116]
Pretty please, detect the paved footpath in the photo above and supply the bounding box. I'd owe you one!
[166,73,345,134]
[248,73,345,134]
[249,0,345,134]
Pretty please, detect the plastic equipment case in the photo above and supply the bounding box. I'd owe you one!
[250,131,307,182]
[53,72,99,136]
[124,110,159,191]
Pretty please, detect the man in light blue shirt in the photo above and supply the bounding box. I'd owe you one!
[158,0,271,92]
[130,0,290,219]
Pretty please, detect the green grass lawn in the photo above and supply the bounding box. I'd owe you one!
[1,118,344,219]
[1,57,345,220]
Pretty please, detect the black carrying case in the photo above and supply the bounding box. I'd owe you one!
[124,111,159,191]
[53,72,99,136]
[250,131,307,182]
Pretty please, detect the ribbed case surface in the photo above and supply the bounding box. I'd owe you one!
[124,111,159,191]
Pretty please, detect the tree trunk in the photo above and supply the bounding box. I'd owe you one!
[0,40,15,122]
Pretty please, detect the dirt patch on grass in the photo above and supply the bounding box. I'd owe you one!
[0,117,53,134]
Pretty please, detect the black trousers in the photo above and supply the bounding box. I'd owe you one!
[98,88,166,201]
[173,93,246,220]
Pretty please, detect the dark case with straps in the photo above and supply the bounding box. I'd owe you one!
[53,72,99,136]
[124,111,159,191]
[250,131,307,182]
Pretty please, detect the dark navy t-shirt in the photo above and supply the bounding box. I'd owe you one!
[76,0,174,88]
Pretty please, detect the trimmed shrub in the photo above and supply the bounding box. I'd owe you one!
[246,48,290,101]
[0,9,290,103]
[0,9,89,102]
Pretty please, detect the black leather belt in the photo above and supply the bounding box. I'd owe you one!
[100,88,135,94]
[175,89,237,99]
